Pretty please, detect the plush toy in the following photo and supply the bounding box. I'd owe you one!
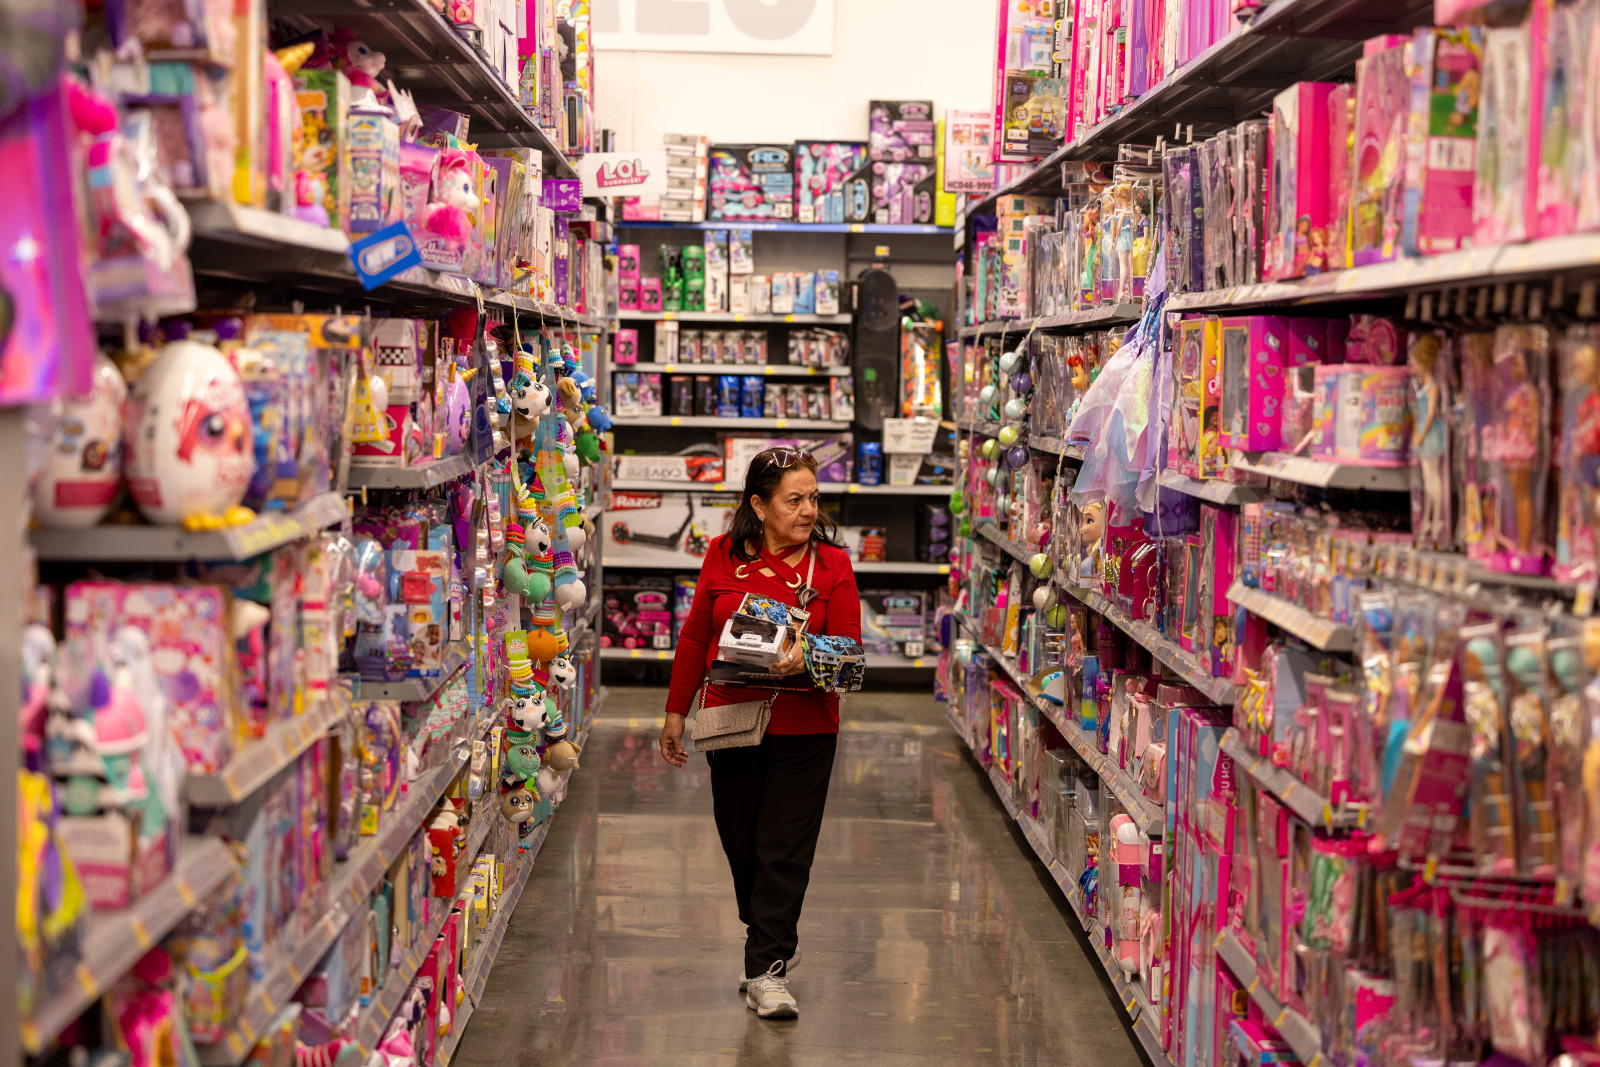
[550,522,587,613]
[506,683,545,734]
[545,656,577,689]
[327,28,387,97]
[419,150,477,270]
[498,786,535,829]
[544,738,580,773]
[501,743,542,792]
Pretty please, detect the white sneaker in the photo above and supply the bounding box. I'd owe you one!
[738,950,801,992]
[744,960,799,1019]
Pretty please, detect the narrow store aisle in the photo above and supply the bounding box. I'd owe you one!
[456,688,1148,1067]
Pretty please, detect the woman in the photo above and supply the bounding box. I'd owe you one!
[658,447,861,1020]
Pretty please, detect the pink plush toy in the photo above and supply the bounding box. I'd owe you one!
[418,150,478,271]
[327,27,387,95]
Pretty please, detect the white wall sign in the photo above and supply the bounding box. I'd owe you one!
[592,0,835,55]
[576,150,670,198]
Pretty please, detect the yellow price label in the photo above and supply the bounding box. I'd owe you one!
[763,366,776,375]
[784,314,797,323]
[131,917,151,949]
[847,484,860,493]
[939,565,951,574]
[629,649,641,658]
[850,223,866,233]
[669,417,682,426]
[177,879,195,907]
[662,311,676,320]
[76,962,97,998]
[733,313,747,322]
[776,419,789,428]
[1274,1009,1289,1028]
[662,363,677,372]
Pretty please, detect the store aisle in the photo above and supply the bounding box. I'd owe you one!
[456,688,1148,1067]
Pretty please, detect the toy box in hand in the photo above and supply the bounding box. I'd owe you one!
[843,161,937,226]
[723,434,853,483]
[709,145,795,221]
[869,101,936,162]
[860,590,929,657]
[718,593,808,667]
[601,575,674,650]
[794,141,869,224]
[603,490,740,562]
[802,633,866,692]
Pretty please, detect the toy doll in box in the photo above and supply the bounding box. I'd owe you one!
[1265,82,1335,281]
[1350,40,1409,265]
[1218,316,1287,453]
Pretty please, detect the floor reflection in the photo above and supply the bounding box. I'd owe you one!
[456,689,1149,1067]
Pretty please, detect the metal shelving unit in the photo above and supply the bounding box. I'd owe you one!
[609,362,852,376]
[603,555,949,575]
[22,838,241,1054]
[1227,581,1355,653]
[976,523,1040,566]
[1156,470,1265,506]
[347,456,479,491]
[1215,930,1324,1065]
[608,415,851,430]
[1219,728,1367,830]
[610,477,952,496]
[952,707,1174,1067]
[617,311,853,325]
[617,220,953,234]
[271,0,575,176]
[1057,581,1241,707]
[1230,451,1411,492]
[358,643,471,702]
[186,696,349,806]
[183,200,606,328]
[957,302,1143,338]
[32,492,349,563]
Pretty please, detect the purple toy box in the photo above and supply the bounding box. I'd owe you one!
[868,100,936,162]
[542,178,582,213]
[843,161,936,226]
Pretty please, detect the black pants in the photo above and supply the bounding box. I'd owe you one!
[707,731,837,978]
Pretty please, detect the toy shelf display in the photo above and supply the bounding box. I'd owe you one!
[937,3,1600,1067]
[6,3,612,1064]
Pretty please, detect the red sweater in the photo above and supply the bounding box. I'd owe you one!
[665,535,861,734]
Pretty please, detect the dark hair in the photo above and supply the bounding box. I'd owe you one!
[728,448,842,562]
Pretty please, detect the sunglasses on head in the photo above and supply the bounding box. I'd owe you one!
[761,447,813,470]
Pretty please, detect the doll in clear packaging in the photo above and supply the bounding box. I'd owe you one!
[1408,333,1451,550]
[1463,626,1517,875]
[1556,327,1600,583]
[1112,183,1136,302]
[1485,327,1551,574]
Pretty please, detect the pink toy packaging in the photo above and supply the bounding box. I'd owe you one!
[613,329,638,366]
[617,244,640,280]
[794,141,868,224]
[638,277,663,313]
[1326,83,1355,271]
[63,580,236,775]
[1349,39,1410,266]
[1265,82,1336,281]
[1482,325,1552,575]
[1473,24,1534,246]
[1198,506,1237,678]
[1535,0,1594,236]
[398,142,439,232]
[1218,316,1288,452]
[1402,27,1482,255]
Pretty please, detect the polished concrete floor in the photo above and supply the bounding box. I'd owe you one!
[456,687,1149,1067]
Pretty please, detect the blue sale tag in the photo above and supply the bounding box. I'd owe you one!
[348,222,422,289]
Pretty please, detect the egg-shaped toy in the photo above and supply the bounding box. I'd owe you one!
[124,340,254,525]
[34,355,128,527]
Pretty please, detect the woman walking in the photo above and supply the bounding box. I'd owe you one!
[658,447,862,1020]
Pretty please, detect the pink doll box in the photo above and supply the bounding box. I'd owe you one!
[64,580,235,774]
[1350,40,1411,266]
[1265,82,1336,282]
[1403,27,1482,255]
[1218,316,1288,452]
[1199,506,1238,678]
[1472,24,1534,247]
